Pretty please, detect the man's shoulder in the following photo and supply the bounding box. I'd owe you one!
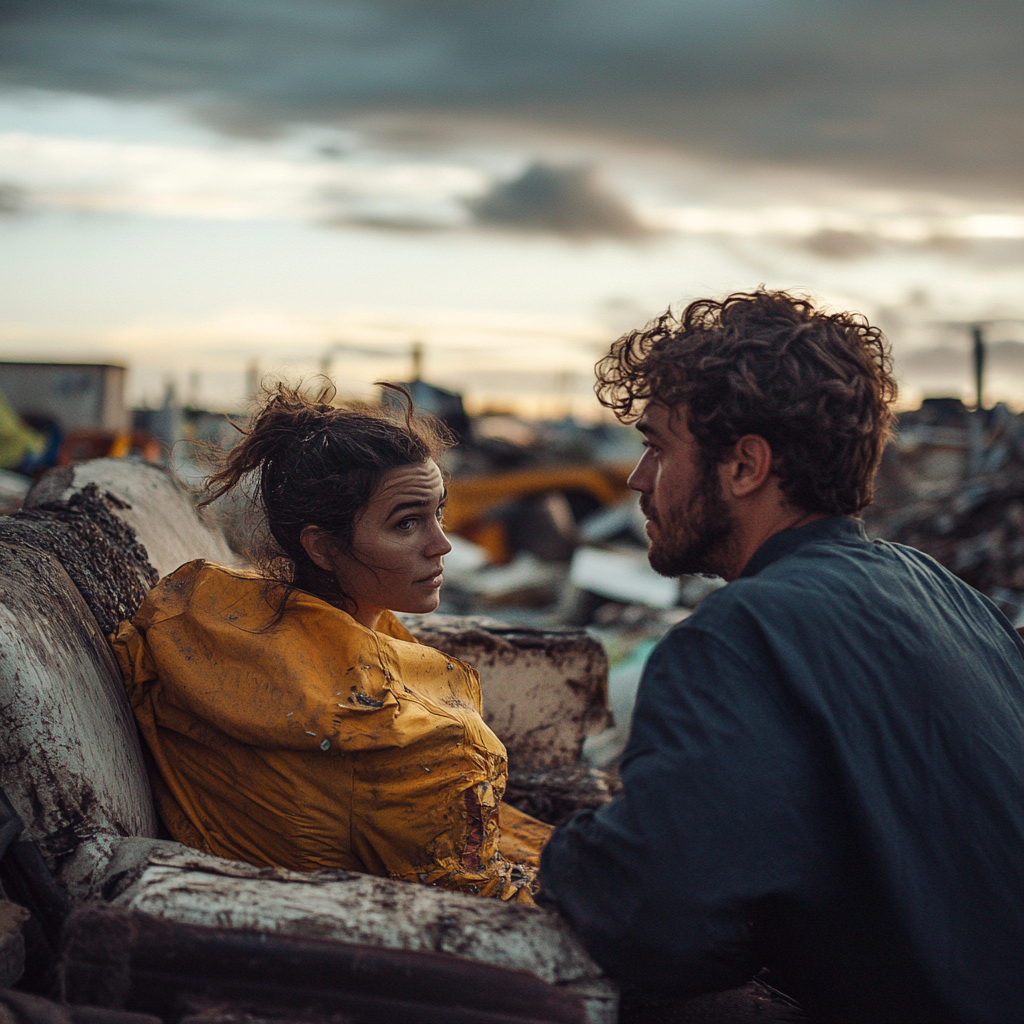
[681,531,962,635]
[671,527,1020,679]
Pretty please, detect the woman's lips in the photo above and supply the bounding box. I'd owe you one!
[417,570,444,588]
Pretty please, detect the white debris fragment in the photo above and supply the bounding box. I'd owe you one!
[578,495,647,546]
[465,553,564,606]
[570,546,679,609]
[442,534,490,580]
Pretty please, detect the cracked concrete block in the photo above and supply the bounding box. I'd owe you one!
[405,615,612,770]
[0,543,158,862]
[24,459,237,582]
[61,837,616,1024]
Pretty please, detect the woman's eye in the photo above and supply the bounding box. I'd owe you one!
[396,518,416,531]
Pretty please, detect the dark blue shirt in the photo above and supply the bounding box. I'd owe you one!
[541,517,1024,1024]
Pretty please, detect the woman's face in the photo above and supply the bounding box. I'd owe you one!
[301,459,452,630]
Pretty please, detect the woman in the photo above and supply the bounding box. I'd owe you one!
[112,383,550,902]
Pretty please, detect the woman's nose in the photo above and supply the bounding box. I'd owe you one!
[429,525,453,558]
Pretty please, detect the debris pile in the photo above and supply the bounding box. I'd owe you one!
[867,398,1024,625]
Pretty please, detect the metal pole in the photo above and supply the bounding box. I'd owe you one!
[972,325,985,411]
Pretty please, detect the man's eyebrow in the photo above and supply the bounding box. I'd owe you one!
[386,488,447,520]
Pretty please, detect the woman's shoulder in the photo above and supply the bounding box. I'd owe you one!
[133,559,286,629]
[166,558,266,584]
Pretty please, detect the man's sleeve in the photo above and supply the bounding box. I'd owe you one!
[540,624,825,996]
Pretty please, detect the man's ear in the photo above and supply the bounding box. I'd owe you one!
[300,525,337,571]
[723,434,774,499]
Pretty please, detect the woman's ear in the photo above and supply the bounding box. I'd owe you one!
[299,525,337,572]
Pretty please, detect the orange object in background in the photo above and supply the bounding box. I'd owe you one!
[444,463,633,564]
[58,429,162,466]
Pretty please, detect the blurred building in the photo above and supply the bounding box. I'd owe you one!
[0,361,129,432]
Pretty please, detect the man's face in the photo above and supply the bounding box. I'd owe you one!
[628,402,736,578]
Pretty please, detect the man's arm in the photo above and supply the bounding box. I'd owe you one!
[540,624,829,996]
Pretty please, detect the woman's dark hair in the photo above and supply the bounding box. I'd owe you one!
[200,380,453,610]
[595,289,898,516]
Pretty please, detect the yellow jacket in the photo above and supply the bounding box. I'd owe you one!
[112,560,550,901]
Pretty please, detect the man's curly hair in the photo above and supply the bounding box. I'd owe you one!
[595,289,898,516]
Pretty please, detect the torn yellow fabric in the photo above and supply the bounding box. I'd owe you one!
[112,560,551,901]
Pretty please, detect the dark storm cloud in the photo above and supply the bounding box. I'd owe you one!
[470,163,646,237]
[1,0,1022,192]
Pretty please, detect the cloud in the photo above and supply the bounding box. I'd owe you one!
[0,180,27,213]
[469,163,645,238]
[802,229,877,261]
[0,1,1022,193]
[0,129,486,224]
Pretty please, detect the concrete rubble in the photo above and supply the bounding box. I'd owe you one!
[866,398,1024,625]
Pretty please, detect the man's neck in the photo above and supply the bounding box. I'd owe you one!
[718,505,827,581]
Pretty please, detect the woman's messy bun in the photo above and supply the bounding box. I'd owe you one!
[201,380,453,609]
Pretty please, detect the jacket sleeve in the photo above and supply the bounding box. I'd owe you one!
[540,625,828,996]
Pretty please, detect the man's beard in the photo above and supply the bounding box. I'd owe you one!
[641,463,736,578]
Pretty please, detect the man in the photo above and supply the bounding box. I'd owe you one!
[540,291,1024,1024]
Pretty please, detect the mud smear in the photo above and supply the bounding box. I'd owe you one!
[0,483,158,634]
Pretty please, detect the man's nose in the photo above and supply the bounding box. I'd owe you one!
[627,449,654,492]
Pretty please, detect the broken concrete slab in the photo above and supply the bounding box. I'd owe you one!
[460,553,567,608]
[61,837,616,1024]
[23,459,237,581]
[0,542,158,863]
[61,902,589,1024]
[569,546,679,609]
[406,615,612,770]
[577,495,647,547]
[503,764,618,825]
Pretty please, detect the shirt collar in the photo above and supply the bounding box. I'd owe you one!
[740,516,868,579]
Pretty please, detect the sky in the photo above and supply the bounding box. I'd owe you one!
[2,0,1024,415]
